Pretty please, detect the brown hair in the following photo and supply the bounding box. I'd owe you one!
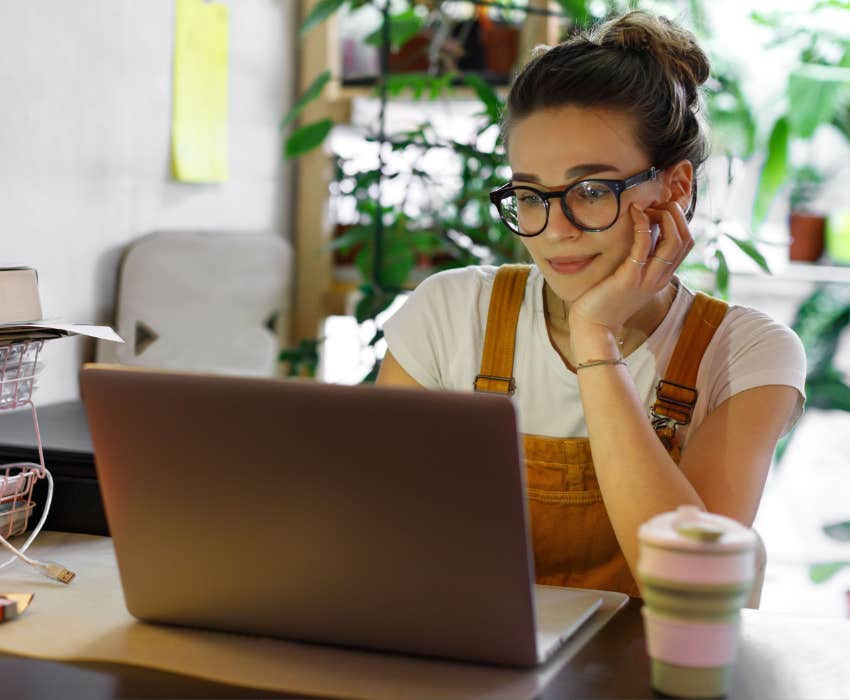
[502,11,711,218]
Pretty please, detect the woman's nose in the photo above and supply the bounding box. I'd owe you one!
[545,201,582,240]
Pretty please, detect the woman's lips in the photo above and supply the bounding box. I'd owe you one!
[548,255,599,274]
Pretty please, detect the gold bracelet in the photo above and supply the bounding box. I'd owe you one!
[575,357,627,371]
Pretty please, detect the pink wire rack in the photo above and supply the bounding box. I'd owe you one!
[0,340,47,540]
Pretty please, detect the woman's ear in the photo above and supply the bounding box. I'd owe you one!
[662,160,694,211]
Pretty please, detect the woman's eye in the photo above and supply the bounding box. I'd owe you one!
[518,193,544,205]
[576,184,609,201]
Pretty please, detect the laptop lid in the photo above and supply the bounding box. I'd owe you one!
[80,363,548,666]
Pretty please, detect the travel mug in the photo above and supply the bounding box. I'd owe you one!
[638,505,756,698]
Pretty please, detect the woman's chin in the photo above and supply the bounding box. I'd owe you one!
[543,271,605,307]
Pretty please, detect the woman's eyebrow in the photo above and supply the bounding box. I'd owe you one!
[565,163,619,179]
[511,163,620,183]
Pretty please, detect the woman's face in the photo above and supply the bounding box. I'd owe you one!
[507,105,667,304]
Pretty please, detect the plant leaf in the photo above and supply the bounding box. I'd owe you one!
[284,118,334,159]
[809,561,850,583]
[361,360,381,384]
[791,285,850,377]
[788,65,850,139]
[280,70,331,131]
[326,224,372,252]
[725,234,772,274]
[806,372,850,411]
[553,0,592,25]
[823,521,850,542]
[354,286,397,324]
[300,0,346,37]
[460,74,503,124]
[714,249,729,299]
[367,329,385,347]
[751,116,789,230]
[363,8,425,52]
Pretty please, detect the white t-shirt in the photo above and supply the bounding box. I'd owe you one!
[383,265,807,447]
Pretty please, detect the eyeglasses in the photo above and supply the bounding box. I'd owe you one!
[489,166,661,236]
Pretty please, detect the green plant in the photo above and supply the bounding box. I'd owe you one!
[773,283,850,584]
[749,3,850,230]
[280,0,778,377]
[809,520,850,583]
[791,284,850,411]
[280,0,548,379]
[789,164,826,213]
[773,282,850,465]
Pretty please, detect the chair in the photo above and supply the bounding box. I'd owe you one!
[96,231,292,376]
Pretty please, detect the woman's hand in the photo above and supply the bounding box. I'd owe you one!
[567,200,694,357]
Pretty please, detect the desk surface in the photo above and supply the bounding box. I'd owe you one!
[1,407,848,698]
[2,599,849,699]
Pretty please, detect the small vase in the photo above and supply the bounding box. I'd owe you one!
[788,212,826,262]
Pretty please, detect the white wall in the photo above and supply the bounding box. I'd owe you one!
[0,0,296,403]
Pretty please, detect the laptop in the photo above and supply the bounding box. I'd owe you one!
[79,363,604,668]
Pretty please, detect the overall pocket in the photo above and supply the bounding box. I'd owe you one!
[523,436,638,594]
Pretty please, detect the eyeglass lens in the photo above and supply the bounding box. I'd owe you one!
[501,182,619,234]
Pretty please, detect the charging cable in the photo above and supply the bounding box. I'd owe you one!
[0,468,75,584]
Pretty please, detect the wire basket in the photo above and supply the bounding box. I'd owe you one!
[0,340,46,539]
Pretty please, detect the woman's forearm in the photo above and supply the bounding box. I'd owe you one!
[572,324,704,578]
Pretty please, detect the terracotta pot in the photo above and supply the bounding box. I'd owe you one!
[788,212,826,262]
[388,33,431,73]
[481,23,519,78]
[332,224,362,266]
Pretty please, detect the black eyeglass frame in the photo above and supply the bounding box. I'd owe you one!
[489,166,662,236]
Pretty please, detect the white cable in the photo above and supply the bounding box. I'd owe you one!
[0,464,53,569]
[0,467,75,583]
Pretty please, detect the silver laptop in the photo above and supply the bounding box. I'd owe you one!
[79,363,603,668]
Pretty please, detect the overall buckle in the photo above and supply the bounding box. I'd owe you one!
[473,374,516,395]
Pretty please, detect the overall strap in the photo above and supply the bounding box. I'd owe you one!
[473,264,531,395]
[651,291,729,450]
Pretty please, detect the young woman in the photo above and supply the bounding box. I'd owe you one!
[377,10,806,597]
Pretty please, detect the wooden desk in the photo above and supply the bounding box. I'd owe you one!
[1,600,848,699]
[1,406,847,697]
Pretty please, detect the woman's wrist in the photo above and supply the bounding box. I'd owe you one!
[568,316,621,362]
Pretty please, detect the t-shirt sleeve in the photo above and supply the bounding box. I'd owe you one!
[702,307,808,435]
[382,267,488,389]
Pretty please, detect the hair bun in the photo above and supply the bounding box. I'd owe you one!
[596,11,710,105]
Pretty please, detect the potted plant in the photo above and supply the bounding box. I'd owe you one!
[788,165,826,263]
[283,0,774,377]
[474,2,522,81]
[749,4,850,233]
[777,283,850,604]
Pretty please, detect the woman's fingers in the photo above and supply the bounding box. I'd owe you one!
[659,201,693,264]
[627,204,655,280]
[644,202,689,286]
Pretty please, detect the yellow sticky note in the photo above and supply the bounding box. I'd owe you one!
[171,0,229,183]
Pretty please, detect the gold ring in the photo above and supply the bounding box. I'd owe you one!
[630,257,647,266]
[651,256,675,265]
[635,228,652,234]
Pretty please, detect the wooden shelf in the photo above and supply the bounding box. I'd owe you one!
[292,0,557,342]
[772,262,850,284]
[331,82,510,104]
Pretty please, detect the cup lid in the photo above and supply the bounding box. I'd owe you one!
[638,505,756,552]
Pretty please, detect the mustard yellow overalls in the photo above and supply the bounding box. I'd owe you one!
[473,265,728,597]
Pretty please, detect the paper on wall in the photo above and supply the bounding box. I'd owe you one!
[171,0,230,183]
